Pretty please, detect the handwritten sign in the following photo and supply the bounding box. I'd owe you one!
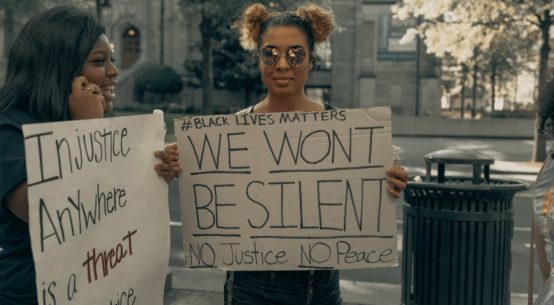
[175,107,397,270]
[23,114,169,305]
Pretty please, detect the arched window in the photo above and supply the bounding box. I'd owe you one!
[122,25,141,69]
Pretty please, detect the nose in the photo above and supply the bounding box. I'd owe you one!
[107,60,119,77]
[275,53,290,71]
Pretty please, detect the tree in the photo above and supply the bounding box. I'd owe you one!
[517,1,554,162]
[178,0,247,114]
[134,64,184,104]
[394,0,551,161]
[184,25,264,109]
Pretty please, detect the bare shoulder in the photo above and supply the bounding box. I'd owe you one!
[306,100,326,112]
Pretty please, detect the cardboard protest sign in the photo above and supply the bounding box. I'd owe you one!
[175,106,397,270]
[23,114,169,305]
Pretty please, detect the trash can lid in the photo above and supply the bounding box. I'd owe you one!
[424,148,494,165]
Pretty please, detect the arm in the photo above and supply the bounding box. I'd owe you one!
[534,219,551,282]
[1,77,104,222]
[5,182,29,223]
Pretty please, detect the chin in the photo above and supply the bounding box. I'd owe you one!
[103,102,113,114]
[269,86,297,97]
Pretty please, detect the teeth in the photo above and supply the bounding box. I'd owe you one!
[101,86,116,98]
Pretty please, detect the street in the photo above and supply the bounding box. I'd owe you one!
[167,136,542,294]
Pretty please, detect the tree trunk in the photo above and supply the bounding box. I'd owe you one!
[415,17,421,117]
[200,12,213,115]
[491,61,497,112]
[3,6,15,64]
[472,63,478,119]
[533,118,547,162]
[160,0,165,65]
[460,64,468,119]
[532,10,551,162]
[244,87,252,108]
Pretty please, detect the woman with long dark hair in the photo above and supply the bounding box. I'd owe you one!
[0,7,118,304]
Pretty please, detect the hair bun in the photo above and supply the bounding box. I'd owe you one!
[234,4,271,50]
[296,4,335,44]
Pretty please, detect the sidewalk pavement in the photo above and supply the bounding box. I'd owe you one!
[163,268,534,305]
[164,161,540,305]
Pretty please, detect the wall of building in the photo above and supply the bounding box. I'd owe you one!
[0,0,443,113]
[326,0,440,115]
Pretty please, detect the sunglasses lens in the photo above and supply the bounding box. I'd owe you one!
[260,47,307,67]
[260,47,279,65]
[287,48,306,66]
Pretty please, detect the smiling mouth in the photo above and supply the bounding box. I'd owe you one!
[102,85,116,99]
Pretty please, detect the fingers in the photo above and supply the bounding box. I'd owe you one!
[386,167,408,183]
[154,146,180,163]
[386,185,402,199]
[88,83,102,96]
[72,76,88,94]
[387,176,406,191]
[386,166,408,199]
[166,142,178,150]
[154,142,182,183]
[154,163,175,182]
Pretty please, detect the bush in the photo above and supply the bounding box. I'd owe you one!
[134,64,184,103]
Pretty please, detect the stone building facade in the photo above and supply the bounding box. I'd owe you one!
[310,0,440,115]
[0,0,441,115]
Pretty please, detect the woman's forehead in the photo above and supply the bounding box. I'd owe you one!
[261,26,309,49]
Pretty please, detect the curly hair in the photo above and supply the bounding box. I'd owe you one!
[538,72,554,137]
[233,3,335,52]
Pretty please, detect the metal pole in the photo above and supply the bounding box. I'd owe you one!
[415,16,422,116]
[415,38,421,116]
[95,0,102,21]
[160,0,164,65]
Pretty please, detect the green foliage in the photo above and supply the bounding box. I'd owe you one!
[134,64,184,103]
[184,28,263,95]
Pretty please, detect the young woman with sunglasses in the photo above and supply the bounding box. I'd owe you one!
[220,3,409,304]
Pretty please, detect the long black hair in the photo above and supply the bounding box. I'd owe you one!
[0,6,105,122]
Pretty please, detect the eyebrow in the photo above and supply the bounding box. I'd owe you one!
[89,50,107,56]
[263,44,305,50]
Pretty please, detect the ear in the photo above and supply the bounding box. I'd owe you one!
[308,56,314,71]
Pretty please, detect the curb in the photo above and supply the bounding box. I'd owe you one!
[490,161,541,176]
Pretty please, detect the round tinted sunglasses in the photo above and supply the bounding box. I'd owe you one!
[259,46,308,67]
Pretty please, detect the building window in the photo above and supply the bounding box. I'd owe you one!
[314,40,332,70]
[122,25,141,69]
[306,87,331,104]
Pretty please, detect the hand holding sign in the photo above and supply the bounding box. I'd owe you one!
[154,142,182,183]
[23,113,169,305]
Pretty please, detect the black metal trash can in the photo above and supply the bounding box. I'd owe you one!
[401,149,528,305]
